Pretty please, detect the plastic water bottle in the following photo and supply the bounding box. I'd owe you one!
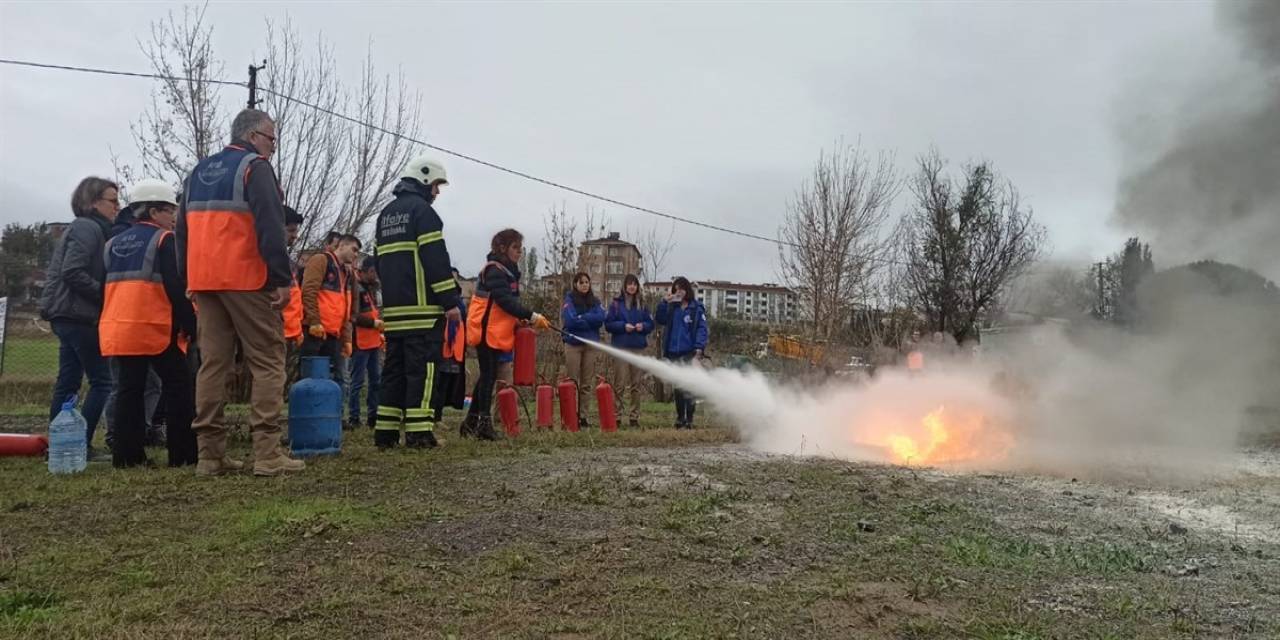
[48,395,87,474]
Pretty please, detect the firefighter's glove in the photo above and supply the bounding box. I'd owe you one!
[530,313,551,331]
[308,324,327,339]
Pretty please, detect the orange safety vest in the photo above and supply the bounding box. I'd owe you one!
[183,145,274,292]
[443,317,466,362]
[317,251,351,337]
[907,350,924,371]
[282,267,303,343]
[100,222,175,357]
[466,261,519,351]
[354,285,383,351]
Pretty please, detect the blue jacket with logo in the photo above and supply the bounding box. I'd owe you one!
[561,292,605,346]
[604,295,654,350]
[655,299,708,357]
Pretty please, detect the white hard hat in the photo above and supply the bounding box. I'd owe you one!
[400,155,449,186]
[128,179,178,207]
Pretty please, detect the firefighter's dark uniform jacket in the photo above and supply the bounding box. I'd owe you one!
[374,179,461,336]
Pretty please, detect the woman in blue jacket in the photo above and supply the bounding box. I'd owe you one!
[604,274,654,428]
[561,272,606,429]
[654,276,709,429]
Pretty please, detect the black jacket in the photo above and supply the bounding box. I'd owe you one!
[374,179,461,336]
[153,231,198,339]
[477,254,533,321]
[40,213,112,324]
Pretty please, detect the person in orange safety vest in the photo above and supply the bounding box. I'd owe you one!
[101,179,198,469]
[300,234,360,378]
[281,206,305,345]
[347,255,385,430]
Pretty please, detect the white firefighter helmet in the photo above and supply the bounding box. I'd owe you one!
[128,179,179,206]
[400,155,449,187]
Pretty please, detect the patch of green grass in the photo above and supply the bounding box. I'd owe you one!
[210,496,386,545]
[0,590,60,625]
[943,533,1159,576]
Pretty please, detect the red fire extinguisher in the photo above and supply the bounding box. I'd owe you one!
[595,376,618,432]
[496,382,521,438]
[0,433,48,457]
[558,377,579,432]
[514,326,536,386]
[535,379,555,429]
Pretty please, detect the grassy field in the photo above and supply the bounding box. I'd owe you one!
[2,400,1278,639]
[0,335,58,379]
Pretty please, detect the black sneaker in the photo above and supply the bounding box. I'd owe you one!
[475,416,501,441]
[87,447,113,463]
[628,419,641,429]
[578,417,591,430]
[459,414,479,439]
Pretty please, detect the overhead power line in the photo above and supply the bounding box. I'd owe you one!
[0,57,793,248]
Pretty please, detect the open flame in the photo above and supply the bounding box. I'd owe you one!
[859,405,1014,467]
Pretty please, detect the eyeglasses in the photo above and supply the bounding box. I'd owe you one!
[252,129,277,143]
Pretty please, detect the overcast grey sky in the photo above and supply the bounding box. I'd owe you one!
[0,2,1231,282]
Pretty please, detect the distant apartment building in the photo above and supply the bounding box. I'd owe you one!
[643,279,800,325]
[577,232,642,299]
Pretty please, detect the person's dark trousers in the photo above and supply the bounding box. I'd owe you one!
[461,343,501,439]
[348,348,382,426]
[105,359,162,449]
[669,352,696,427]
[49,320,113,447]
[111,344,198,468]
[300,334,341,379]
[467,343,500,421]
[378,334,442,448]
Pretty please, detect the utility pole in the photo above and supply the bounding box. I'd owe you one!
[246,60,266,109]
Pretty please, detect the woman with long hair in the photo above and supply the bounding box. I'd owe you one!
[604,274,654,428]
[654,276,708,428]
[560,272,606,429]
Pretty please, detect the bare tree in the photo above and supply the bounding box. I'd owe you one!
[898,150,1047,343]
[778,142,898,340]
[633,222,676,282]
[117,5,225,188]
[542,202,580,294]
[118,12,421,252]
[259,21,422,249]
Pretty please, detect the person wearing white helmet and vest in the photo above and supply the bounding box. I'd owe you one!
[100,180,198,468]
[372,156,463,449]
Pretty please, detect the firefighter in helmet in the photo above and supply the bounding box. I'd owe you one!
[372,155,462,449]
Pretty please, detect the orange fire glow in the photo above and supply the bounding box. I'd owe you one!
[860,405,1013,467]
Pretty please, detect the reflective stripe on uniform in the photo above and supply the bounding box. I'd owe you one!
[376,241,416,255]
[416,231,443,246]
[430,278,457,293]
[403,361,436,432]
[375,405,404,431]
[384,319,438,332]
[382,305,443,317]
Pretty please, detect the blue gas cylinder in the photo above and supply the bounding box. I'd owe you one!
[288,357,342,457]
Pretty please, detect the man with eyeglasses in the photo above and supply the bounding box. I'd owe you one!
[176,108,303,477]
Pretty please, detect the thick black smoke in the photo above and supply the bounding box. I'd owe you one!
[1113,1,1280,277]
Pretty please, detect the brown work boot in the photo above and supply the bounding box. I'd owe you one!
[251,431,305,476]
[196,457,245,476]
[253,452,306,476]
[195,432,243,476]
